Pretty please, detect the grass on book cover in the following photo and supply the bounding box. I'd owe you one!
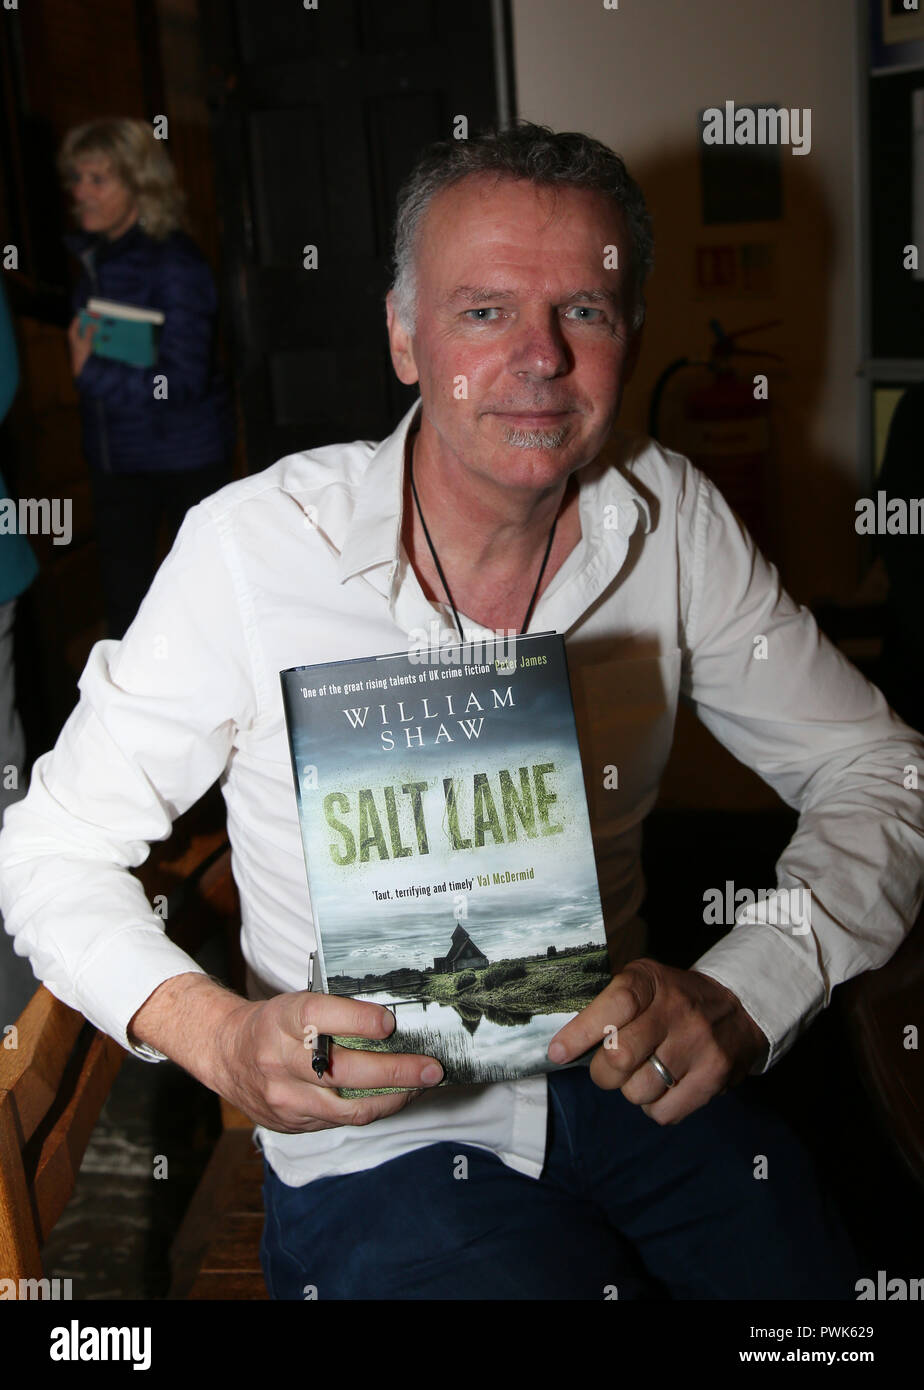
[333,942,611,1097]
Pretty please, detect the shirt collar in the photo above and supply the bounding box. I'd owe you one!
[580,439,654,542]
[337,396,422,583]
[335,398,653,586]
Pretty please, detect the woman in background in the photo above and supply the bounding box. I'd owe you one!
[60,117,234,638]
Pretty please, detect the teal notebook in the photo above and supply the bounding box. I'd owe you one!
[78,298,164,368]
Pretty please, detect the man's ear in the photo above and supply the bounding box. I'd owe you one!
[385,291,419,386]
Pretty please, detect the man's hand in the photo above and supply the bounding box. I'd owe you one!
[547,958,769,1124]
[213,988,445,1133]
[68,313,96,377]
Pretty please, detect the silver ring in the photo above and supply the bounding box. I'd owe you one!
[649,1053,676,1088]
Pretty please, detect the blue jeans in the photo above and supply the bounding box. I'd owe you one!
[259,1067,861,1300]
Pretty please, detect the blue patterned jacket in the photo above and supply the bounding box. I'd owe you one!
[65,222,234,474]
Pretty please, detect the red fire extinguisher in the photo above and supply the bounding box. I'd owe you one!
[648,319,781,554]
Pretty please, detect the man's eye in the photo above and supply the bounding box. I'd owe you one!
[465,307,502,322]
[565,305,605,322]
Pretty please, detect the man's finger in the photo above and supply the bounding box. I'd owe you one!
[285,989,397,1044]
[263,1073,427,1131]
[596,1035,679,1098]
[282,993,444,1090]
[586,1010,670,1088]
[330,1085,429,1127]
[638,1066,720,1126]
[547,964,656,1064]
[307,1041,443,1092]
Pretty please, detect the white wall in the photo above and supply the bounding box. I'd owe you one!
[512,0,858,601]
[512,0,860,808]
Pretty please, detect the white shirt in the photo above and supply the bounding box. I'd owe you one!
[2,398,922,1187]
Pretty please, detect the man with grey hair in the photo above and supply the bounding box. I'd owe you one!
[1,122,919,1300]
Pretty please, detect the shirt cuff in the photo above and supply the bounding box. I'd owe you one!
[691,910,826,1074]
[70,926,210,1063]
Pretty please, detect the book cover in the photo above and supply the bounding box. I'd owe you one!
[78,298,164,367]
[280,632,609,1094]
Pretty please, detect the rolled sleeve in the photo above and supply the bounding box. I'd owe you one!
[693,916,827,1073]
[680,469,924,1067]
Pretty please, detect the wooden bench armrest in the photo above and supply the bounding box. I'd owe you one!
[840,912,924,1189]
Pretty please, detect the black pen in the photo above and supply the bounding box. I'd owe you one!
[307,950,331,1078]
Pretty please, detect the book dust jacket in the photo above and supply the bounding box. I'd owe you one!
[281,633,609,1093]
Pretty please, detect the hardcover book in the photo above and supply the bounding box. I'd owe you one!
[78,297,164,367]
[280,632,609,1094]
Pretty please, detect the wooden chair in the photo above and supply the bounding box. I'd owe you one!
[0,786,266,1297]
[119,828,268,1296]
[165,846,268,1299]
[166,1096,267,1299]
[813,590,924,1189]
[841,906,924,1191]
[0,985,123,1287]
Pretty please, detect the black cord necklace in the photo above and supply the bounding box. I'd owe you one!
[408,449,559,641]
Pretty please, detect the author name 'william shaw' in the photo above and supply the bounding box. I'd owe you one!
[341,686,515,750]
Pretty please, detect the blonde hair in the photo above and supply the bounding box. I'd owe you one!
[58,118,188,240]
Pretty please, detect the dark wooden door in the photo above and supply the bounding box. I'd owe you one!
[201,0,512,472]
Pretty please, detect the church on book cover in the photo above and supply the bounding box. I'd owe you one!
[433,925,489,974]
